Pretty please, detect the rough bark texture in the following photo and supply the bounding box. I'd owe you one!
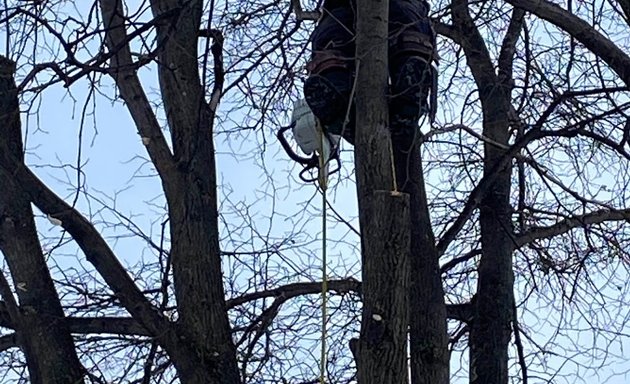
[98,0,239,381]
[353,1,411,383]
[148,1,240,383]
[0,56,85,384]
[391,137,449,384]
[354,0,395,192]
[451,2,518,383]
[355,191,410,384]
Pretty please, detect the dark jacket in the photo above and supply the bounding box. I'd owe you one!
[323,0,430,13]
[322,0,352,10]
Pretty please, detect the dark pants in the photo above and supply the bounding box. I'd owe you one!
[305,1,435,142]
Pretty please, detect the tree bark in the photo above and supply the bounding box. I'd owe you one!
[148,1,240,383]
[353,1,411,383]
[392,137,449,384]
[451,2,518,383]
[99,0,239,381]
[0,56,85,384]
[355,191,410,384]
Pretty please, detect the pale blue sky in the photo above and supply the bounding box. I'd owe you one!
[0,0,629,382]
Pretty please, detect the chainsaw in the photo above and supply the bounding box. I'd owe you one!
[277,99,341,186]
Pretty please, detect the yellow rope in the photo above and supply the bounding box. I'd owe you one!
[317,122,328,384]
[389,140,399,193]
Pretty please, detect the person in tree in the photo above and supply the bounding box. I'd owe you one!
[304,0,437,144]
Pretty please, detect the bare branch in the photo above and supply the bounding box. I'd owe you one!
[0,152,173,341]
[497,8,526,84]
[513,305,528,384]
[68,317,152,337]
[207,29,224,115]
[446,303,473,323]
[617,0,630,26]
[440,249,481,274]
[0,334,18,352]
[503,0,630,87]
[436,87,628,256]
[226,278,361,308]
[99,0,177,181]
[515,208,630,248]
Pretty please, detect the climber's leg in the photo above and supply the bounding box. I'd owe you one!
[388,0,435,139]
[304,69,355,143]
[389,56,433,139]
[304,6,356,144]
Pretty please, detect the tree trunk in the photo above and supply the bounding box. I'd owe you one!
[0,56,85,384]
[470,73,515,384]
[353,1,411,383]
[391,137,449,384]
[99,0,239,381]
[451,2,517,383]
[469,98,514,384]
[148,1,240,383]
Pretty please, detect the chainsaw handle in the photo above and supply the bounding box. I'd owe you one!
[297,153,342,183]
[299,165,319,183]
[277,124,318,166]
[277,123,342,184]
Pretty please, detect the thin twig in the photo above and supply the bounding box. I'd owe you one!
[513,304,528,384]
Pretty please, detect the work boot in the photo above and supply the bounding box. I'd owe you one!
[304,69,355,144]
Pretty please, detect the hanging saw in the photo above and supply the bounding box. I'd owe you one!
[278,99,335,384]
[278,99,341,185]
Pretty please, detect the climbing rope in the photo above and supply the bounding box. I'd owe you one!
[317,122,328,384]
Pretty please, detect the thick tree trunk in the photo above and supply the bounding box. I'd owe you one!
[391,137,449,384]
[470,66,515,384]
[148,1,240,383]
[99,0,239,381]
[354,191,410,384]
[451,2,517,383]
[0,56,85,384]
[469,101,514,384]
[353,1,411,383]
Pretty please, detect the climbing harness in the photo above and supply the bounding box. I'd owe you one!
[278,99,336,383]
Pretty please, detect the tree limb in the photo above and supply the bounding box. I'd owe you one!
[515,208,630,248]
[498,8,525,84]
[0,276,466,342]
[0,334,18,352]
[207,29,224,115]
[226,278,361,308]
[440,249,481,274]
[503,0,630,87]
[99,0,177,181]
[617,0,630,26]
[446,303,473,323]
[0,152,174,342]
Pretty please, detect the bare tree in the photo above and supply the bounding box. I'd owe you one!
[0,55,85,384]
[350,0,410,383]
[435,1,630,383]
[0,0,628,383]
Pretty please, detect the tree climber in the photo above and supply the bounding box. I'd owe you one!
[303,0,437,144]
